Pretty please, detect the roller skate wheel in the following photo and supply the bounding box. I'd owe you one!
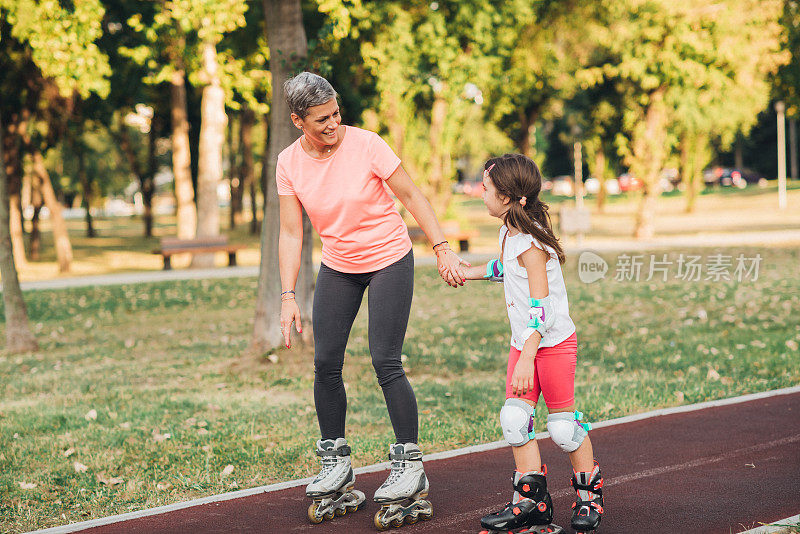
[374,511,390,531]
[334,506,346,516]
[323,510,335,520]
[405,514,418,525]
[307,503,323,524]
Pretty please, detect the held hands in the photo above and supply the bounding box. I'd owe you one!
[511,353,536,396]
[280,297,303,348]
[435,245,471,287]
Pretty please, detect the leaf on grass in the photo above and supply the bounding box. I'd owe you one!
[156,482,172,491]
[197,428,210,436]
[221,465,235,477]
[720,377,734,385]
[74,462,88,473]
[267,354,279,364]
[202,445,213,453]
[63,448,75,457]
[96,472,124,487]
[674,391,685,402]
[19,482,37,490]
[604,341,617,355]
[152,432,171,442]
[707,368,720,381]
[119,422,132,430]
[85,409,98,421]
[787,340,798,351]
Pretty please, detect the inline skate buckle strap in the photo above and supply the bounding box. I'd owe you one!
[317,445,351,457]
[388,450,422,461]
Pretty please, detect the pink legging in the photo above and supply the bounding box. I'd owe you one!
[506,332,577,409]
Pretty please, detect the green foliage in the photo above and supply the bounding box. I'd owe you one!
[122,0,268,113]
[774,0,800,118]
[0,0,111,98]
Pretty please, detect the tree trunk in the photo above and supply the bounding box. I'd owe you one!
[3,121,28,268]
[790,119,798,181]
[30,175,43,260]
[0,111,38,353]
[516,108,538,158]
[170,69,197,240]
[251,0,310,354]
[192,42,226,268]
[29,148,72,271]
[76,137,96,238]
[590,141,607,213]
[734,134,744,171]
[686,132,708,214]
[240,106,258,234]
[428,87,449,217]
[632,88,667,239]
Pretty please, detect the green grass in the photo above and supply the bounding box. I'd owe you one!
[1,245,799,532]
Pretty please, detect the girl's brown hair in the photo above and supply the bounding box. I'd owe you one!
[485,153,566,264]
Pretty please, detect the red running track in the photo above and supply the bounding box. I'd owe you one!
[77,391,800,534]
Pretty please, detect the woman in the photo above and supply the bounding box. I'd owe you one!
[276,72,467,526]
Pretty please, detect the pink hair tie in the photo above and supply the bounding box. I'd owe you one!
[519,196,527,206]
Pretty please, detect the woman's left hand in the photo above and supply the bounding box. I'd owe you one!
[436,248,470,287]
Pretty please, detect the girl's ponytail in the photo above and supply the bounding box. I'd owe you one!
[486,155,566,264]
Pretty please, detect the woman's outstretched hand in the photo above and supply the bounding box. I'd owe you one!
[436,248,471,287]
[280,299,303,348]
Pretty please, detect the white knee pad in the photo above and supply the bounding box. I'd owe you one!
[499,398,535,447]
[547,411,591,453]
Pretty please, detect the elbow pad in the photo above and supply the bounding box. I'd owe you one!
[527,295,555,337]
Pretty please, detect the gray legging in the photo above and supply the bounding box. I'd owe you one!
[312,249,418,443]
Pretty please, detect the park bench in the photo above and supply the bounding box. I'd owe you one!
[407,223,478,252]
[152,236,246,270]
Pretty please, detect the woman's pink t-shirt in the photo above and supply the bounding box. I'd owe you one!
[276,126,412,273]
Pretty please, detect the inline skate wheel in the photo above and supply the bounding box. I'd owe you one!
[405,514,418,525]
[335,507,346,516]
[307,503,323,524]
[323,510,335,521]
[374,511,390,531]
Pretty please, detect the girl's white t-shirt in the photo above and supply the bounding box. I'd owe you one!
[499,225,576,350]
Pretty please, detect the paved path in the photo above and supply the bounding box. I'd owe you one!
[38,388,800,534]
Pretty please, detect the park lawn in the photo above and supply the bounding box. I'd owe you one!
[1,245,799,532]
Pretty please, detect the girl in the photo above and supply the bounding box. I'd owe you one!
[455,154,604,533]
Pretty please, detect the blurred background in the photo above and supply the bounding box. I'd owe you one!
[2,0,799,280]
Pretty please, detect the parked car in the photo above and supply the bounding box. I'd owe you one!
[703,167,756,189]
[452,178,484,198]
[550,175,574,196]
[617,173,641,192]
[584,177,622,196]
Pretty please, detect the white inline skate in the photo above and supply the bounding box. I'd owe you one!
[373,442,433,530]
[305,438,365,524]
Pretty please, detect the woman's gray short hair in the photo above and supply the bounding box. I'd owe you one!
[284,72,338,119]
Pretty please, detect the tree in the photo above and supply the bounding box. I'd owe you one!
[578,0,786,237]
[0,109,38,354]
[250,0,310,354]
[360,1,520,215]
[0,0,111,270]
